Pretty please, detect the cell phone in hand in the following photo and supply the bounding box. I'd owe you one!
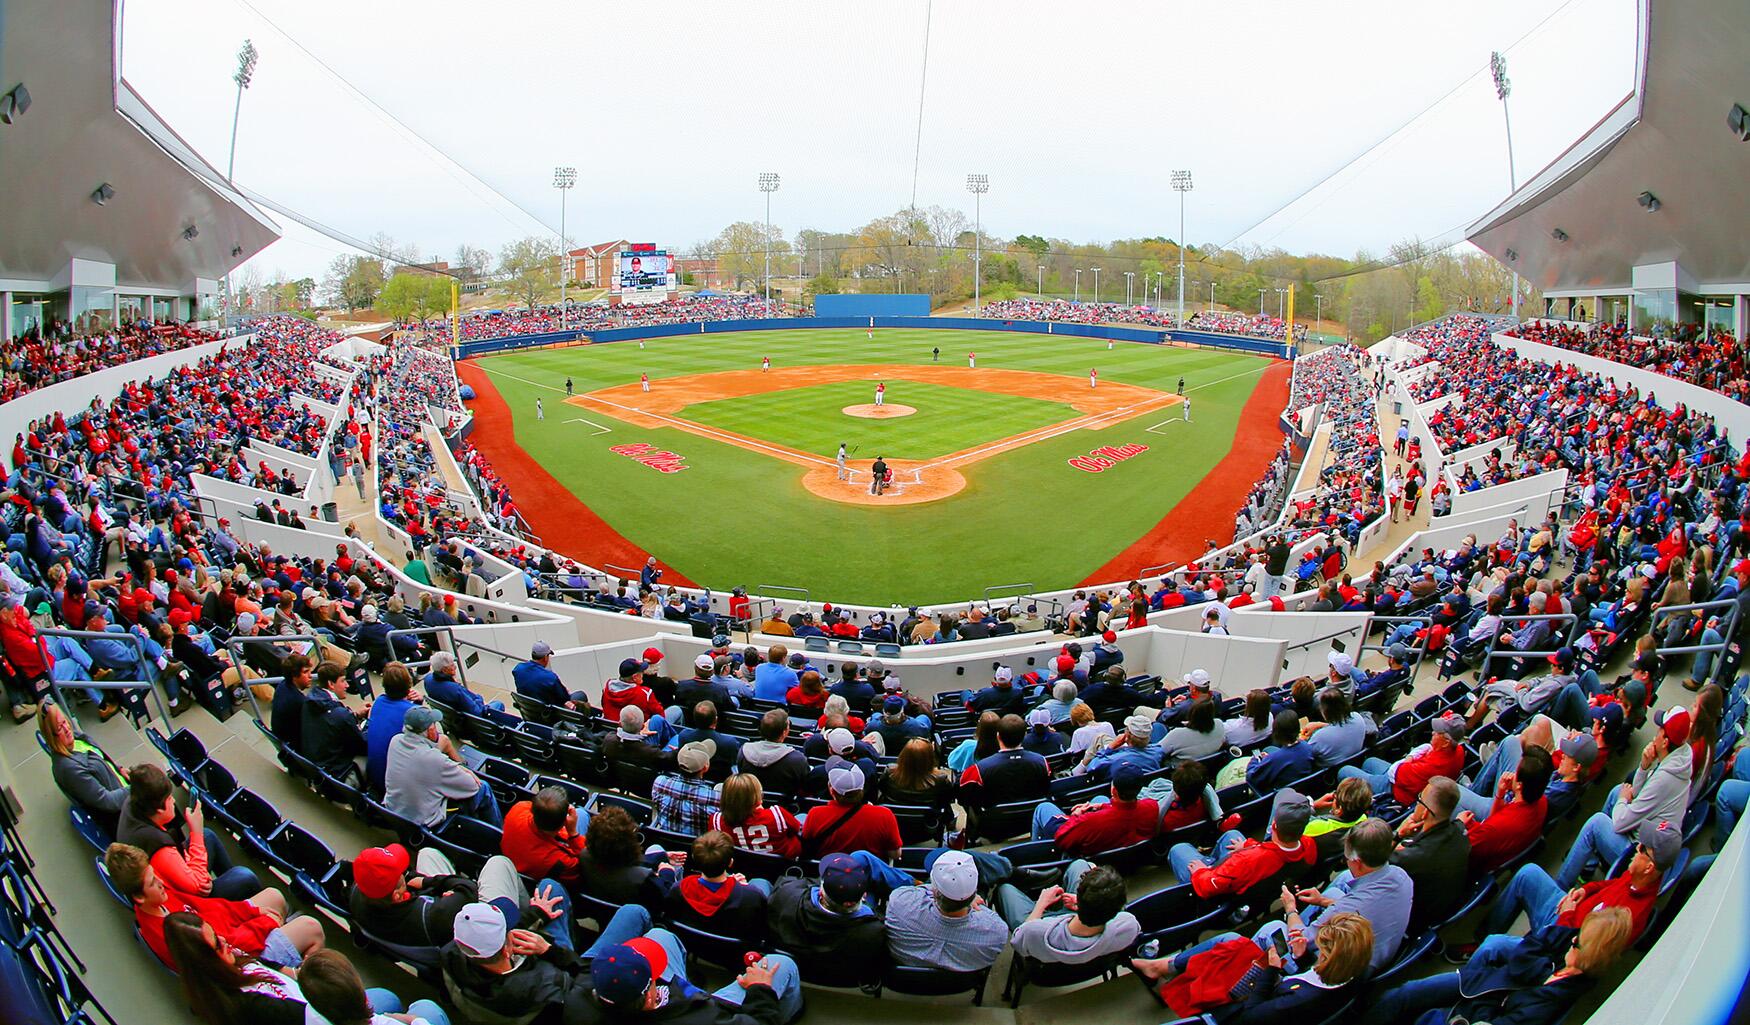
[1270,931,1291,958]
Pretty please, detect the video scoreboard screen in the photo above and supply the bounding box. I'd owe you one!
[615,244,674,293]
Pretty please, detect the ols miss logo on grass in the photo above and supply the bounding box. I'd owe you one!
[1069,443,1149,473]
[611,442,688,473]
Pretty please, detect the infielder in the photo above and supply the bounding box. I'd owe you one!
[761,356,771,372]
[867,317,874,340]
[836,443,849,479]
[1183,396,1192,421]
[640,372,650,393]
[536,398,544,420]
[874,381,886,407]
[968,351,977,368]
[1089,368,1098,389]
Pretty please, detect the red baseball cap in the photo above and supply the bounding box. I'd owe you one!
[1055,654,1076,674]
[1102,630,1117,643]
[353,844,410,899]
[1654,706,1692,747]
[642,647,664,664]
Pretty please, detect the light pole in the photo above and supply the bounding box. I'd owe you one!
[1275,288,1287,320]
[1092,267,1102,304]
[1171,170,1192,325]
[758,172,780,301]
[966,174,989,313]
[1037,265,1045,298]
[1074,270,1082,302]
[223,39,259,319]
[553,167,576,326]
[1314,293,1326,334]
[1491,51,1520,319]
[1124,271,1134,306]
[1258,288,1267,315]
[1208,281,1216,313]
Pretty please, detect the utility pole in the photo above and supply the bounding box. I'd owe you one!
[1171,170,1192,326]
[1124,271,1134,306]
[966,174,989,313]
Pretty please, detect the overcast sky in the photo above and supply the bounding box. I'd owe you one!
[120,0,1638,282]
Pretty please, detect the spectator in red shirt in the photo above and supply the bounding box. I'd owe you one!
[1469,819,1677,951]
[1029,765,1160,857]
[1169,790,1318,899]
[105,841,323,969]
[1464,746,1553,873]
[800,764,901,861]
[600,656,667,726]
[1338,713,1467,804]
[500,786,586,889]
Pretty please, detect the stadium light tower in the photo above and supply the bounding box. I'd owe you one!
[1208,281,1215,313]
[1074,269,1082,302]
[553,166,577,327]
[1091,267,1102,304]
[1314,292,1327,331]
[966,174,989,312]
[1171,170,1192,326]
[222,39,259,318]
[1037,265,1045,298]
[1491,51,1520,319]
[1124,271,1134,306]
[1258,288,1267,315]
[758,172,781,301]
[1275,287,1288,320]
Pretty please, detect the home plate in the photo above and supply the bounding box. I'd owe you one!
[564,417,614,436]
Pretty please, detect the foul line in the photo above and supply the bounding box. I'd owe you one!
[1145,417,1186,435]
[915,395,1177,472]
[564,417,613,436]
[573,394,838,469]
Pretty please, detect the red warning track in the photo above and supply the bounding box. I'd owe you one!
[1080,360,1293,585]
[455,361,698,588]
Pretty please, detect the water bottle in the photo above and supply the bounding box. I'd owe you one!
[1136,939,1161,959]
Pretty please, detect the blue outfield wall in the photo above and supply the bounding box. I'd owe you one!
[814,294,932,317]
[457,316,1293,360]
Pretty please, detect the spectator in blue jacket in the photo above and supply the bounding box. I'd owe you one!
[511,641,588,709]
[1246,710,1319,793]
[423,651,504,717]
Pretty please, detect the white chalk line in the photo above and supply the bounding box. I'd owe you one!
[1145,418,1185,434]
[564,417,614,436]
[914,395,1177,472]
[575,395,838,469]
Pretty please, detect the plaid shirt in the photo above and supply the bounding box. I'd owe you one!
[650,772,720,837]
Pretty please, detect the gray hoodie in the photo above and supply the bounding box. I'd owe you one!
[1611,742,1692,836]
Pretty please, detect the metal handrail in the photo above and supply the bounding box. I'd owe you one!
[604,563,644,582]
[1652,598,1741,688]
[1466,611,1580,678]
[224,632,328,722]
[37,627,170,727]
[756,584,811,605]
[981,582,1034,604]
[388,624,528,690]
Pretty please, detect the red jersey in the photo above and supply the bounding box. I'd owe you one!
[799,801,901,859]
[710,805,802,860]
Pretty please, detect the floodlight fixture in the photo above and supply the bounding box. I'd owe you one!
[553,166,577,190]
[234,40,260,90]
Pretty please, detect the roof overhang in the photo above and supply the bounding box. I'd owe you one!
[0,0,280,291]
[1465,0,1750,296]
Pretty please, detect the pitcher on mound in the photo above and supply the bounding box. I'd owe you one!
[874,381,886,407]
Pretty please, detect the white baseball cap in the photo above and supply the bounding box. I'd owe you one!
[694,654,715,671]
[827,763,865,793]
[453,902,510,958]
[1183,668,1212,688]
[1327,651,1355,675]
[825,727,856,754]
[994,666,1013,683]
[930,851,979,901]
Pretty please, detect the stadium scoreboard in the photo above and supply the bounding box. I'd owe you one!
[614,243,676,297]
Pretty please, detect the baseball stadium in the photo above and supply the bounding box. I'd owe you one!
[0,2,1747,1025]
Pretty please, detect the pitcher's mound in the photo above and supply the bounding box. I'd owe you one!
[843,403,916,419]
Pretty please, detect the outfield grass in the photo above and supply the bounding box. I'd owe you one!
[471,328,1275,604]
[677,380,1079,461]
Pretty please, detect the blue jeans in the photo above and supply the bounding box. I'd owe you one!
[1469,735,1524,796]
[847,850,916,896]
[1716,779,1750,842]
[532,877,575,951]
[1480,864,1565,936]
[1385,622,1424,647]
[1032,800,1070,840]
[583,903,656,957]
[1170,829,1243,885]
[202,827,263,901]
[641,927,805,1023]
[1555,807,1632,887]
[1337,758,1394,799]
[449,779,502,827]
[993,859,1092,929]
[368,988,452,1025]
[1690,627,1725,684]
[1361,970,1461,1025]
[1452,784,1494,820]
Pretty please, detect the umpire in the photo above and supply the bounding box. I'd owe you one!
[870,455,888,496]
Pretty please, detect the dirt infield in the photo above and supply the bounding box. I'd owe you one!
[453,360,698,587]
[1080,360,1293,584]
[842,403,916,419]
[571,364,1179,507]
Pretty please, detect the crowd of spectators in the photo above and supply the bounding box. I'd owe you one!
[0,320,229,404]
[415,294,787,343]
[1507,319,1749,403]
[977,300,1305,342]
[1187,310,1304,342]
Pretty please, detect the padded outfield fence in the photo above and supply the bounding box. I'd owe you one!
[453,315,1297,360]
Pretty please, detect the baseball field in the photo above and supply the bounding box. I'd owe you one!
[456,327,1290,605]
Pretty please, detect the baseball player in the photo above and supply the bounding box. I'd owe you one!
[761,356,771,372]
[1107,339,1114,350]
[968,351,977,369]
[1177,376,1185,395]
[536,398,544,420]
[639,340,645,350]
[1183,395,1192,421]
[932,346,940,362]
[565,377,573,396]
[867,317,874,340]
[836,443,849,480]
[875,381,885,407]
[641,372,650,393]
[1089,368,1098,389]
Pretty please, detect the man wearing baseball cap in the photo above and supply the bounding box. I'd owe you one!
[601,656,668,729]
[650,741,722,837]
[799,763,901,861]
[384,705,501,830]
[351,840,571,952]
[512,640,590,710]
[799,726,878,797]
[1168,790,1318,899]
[1556,704,1695,887]
[675,653,735,726]
[1338,713,1467,805]
[768,852,890,986]
[966,665,1025,716]
[441,898,596,1023]
[1470,819,1679,953]
[574,924,801,1023]
[1082,711,1166,779]
[884,849,1008,972]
